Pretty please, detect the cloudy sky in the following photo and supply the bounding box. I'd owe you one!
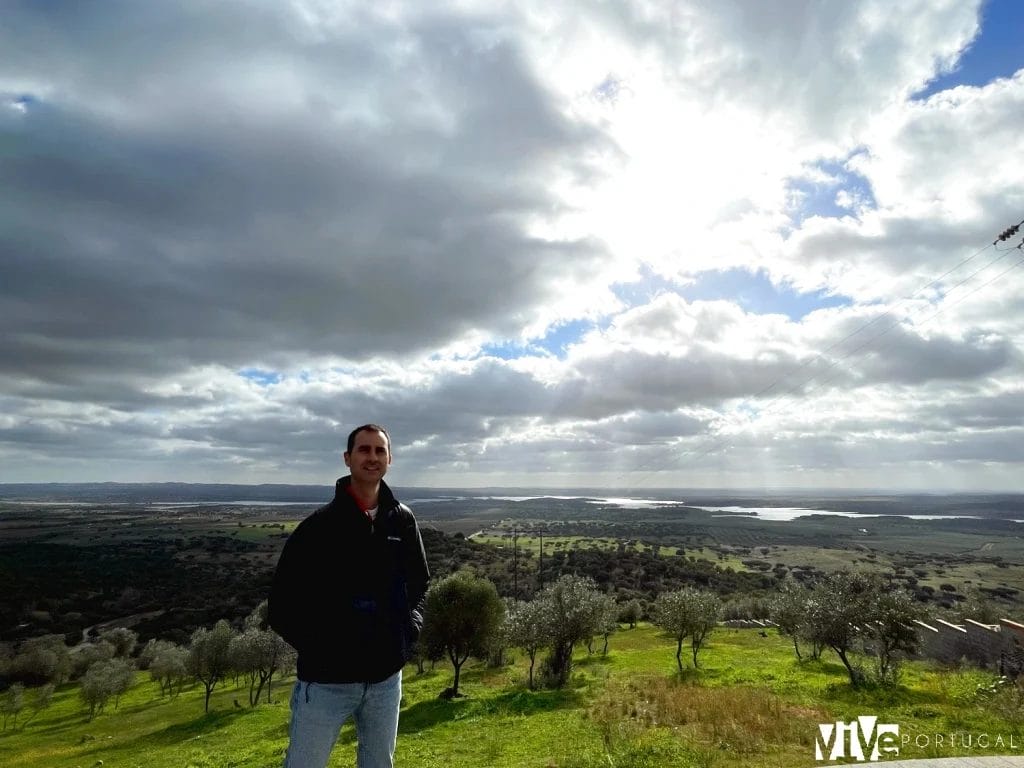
[2,0,1023,491]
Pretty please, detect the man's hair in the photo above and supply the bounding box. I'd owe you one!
[346,423,391,455]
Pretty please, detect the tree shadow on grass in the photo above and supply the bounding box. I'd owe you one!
[575,654,614,670]
[136,707,252,746]
[398,686,582,735]
[18,712,93,737]
[477,687,583,716]
[810,659,849,677]
[396,697,473,734]
[822,680,947,707]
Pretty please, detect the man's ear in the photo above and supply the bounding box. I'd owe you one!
[343,451,351,468]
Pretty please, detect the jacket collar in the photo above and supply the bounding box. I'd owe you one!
[334,475,397,513]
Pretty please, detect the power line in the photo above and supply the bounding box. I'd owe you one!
[802,251,1024,399]
[755,246,1017,414]
[754,240,998,402]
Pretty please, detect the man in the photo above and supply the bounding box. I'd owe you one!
[269,424,430,768]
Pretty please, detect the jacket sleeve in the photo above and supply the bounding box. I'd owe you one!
[403,512,430,635]
[267,524,308,652]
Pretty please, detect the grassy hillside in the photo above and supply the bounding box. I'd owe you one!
[3,625,1023,768]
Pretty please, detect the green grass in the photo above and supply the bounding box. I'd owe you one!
[3,626,1024,768]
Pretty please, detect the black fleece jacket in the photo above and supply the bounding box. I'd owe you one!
[268,476,430,683]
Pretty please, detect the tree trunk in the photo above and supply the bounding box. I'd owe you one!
[833,647,862,687]
[548,640,573,687]
[676,637,684,672]
[451,661,462,696]
[449,647,471,696]
[251,674,267,707]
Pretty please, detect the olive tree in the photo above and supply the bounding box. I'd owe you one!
[99,627,138,659]
[250,600,296,704]
[863,587,923,685]
[187,619,236,712]
[505,598,551,689]
[653,587,722,670]
[1,683,54,730]
[597,594,619,655]
[618,599,642,629]
[802,571,924,687]
[802,572,875,687]
[149,643,189,698]
[70,640,115,679]
[20,683,55,728]
[421,572,504,697]
[9,635,71,687]
[536,575,607,688]
[79,658,134,718]
[769,580,814,660]
[1,683,24,730]
[231,624,294,706]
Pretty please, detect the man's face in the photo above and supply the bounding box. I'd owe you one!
[344,428,391,484]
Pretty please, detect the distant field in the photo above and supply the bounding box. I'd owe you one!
[472,533,764,572]
[469,533,1024,599]
[4,494,1024,644]
[473,533,683,556]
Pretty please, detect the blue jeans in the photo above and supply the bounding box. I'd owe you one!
[283,670,402,768]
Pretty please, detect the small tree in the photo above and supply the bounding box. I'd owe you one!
[536,575,606,688]
[244,600,295,704]
[187,620,236,712]
[863,586,923,685]
[687,591,721,667]
[100,628,138,659]
[149,644,189,698]
[106,658,136,709]
[231,626,293,706]
[21,683,55,728]
[70,640,115,679]
[769,580,811,660]
[79,657,135,718]
[598,594,619,655]
[505,598,551,689]
[421,573,504,697]
[654,587,721,670]
[1,683,24,730]
[618,599,642,629]
[229,631,259,702]
[138,638,169,669]
[803,572,875,687]
[408,640,428,674]
[486,601,516,668]
[10,635,71,687]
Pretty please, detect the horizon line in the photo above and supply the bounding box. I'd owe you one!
[1,480,1022,496]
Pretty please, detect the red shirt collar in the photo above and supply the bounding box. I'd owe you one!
[345,484,376,518]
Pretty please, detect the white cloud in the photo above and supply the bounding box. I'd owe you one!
[1,0,1021,490]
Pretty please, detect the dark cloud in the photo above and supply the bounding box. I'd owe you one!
[0,2,614,393]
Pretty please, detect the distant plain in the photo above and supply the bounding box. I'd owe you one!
[2,484,1023,644]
